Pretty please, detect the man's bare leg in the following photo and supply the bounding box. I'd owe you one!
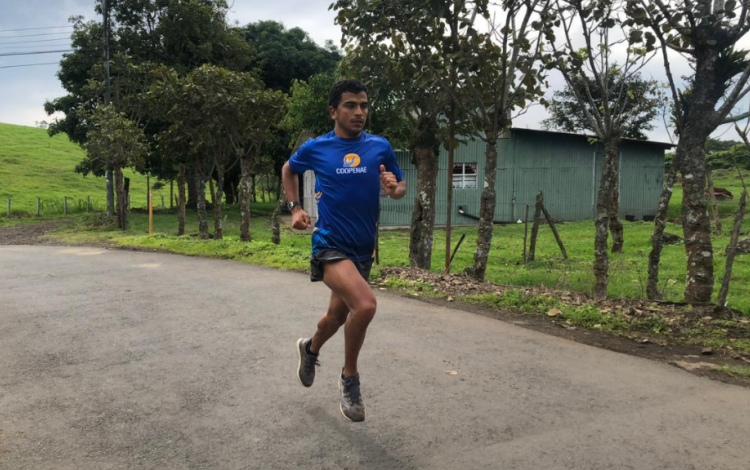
[322,259,376,377]
[309,291,349,354]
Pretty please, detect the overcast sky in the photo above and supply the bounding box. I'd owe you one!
[0,1,747,144]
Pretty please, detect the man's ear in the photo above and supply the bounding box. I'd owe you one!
[329,106,337,119]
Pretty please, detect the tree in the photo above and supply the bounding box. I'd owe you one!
[546,0,655,297]
[541,69,660,140]
[281,72,340,144]
[625,0,750,302]
[332,0,455,270]
[706,141,750,169]
[241,20,342,210]
[446,0,552,281]
[46,0,254,210]
[151,65,285,241]
[242,20,342,94]
[84,104,148,230]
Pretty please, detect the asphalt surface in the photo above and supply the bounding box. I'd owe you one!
[1,245,750,470]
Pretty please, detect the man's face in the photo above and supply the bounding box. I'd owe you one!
[330,91,368,136]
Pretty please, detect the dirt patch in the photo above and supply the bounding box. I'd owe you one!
[377,267,750,388]
[0,220,71,245]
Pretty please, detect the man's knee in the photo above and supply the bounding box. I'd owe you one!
[354,296,377,319]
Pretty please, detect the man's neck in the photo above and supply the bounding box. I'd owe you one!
[334,125,361,139]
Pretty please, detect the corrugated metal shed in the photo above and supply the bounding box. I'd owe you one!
[302,128,670,227]
[379,128,669,226]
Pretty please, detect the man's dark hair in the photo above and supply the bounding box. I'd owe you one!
[328,79,368,108]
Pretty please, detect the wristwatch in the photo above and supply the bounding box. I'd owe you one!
[287,201,301,211]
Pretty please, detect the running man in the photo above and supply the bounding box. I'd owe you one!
[281,79,406,422]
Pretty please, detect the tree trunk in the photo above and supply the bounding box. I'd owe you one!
[678,47,723,303]
[717,189,747,307]
[647,165,679,299]
[224,175,236,205]
[680,132,714,303]
[272,187,285,245]
[106,168,115,217]
[240,157,253,242]
[123,177,130,212]
[471,137,499,281]
[114,166,127,231]
[609,148,624,253]
[187,166,198,210]
[409,146,438,269]
[208,177,216,208]
[593,138,618,299]
[195,161,210,239]
[178,163,186,236]
[214,162,225,240]
[251,174,257,203]
[265,174,273,201]
[707,167,723,236]
[276,173,282,204]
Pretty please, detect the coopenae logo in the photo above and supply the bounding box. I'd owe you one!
[343,153,360,168]
[337,153,368,174]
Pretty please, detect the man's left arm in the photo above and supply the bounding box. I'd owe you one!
[380,144,406,199]
[379,164,406,199]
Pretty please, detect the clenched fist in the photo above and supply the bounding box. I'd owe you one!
[380,164,398,196]
[292,208,312,230]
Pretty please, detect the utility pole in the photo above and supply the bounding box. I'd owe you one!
[103,0,115,217]
[444,12,459,274]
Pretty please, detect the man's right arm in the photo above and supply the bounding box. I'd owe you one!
[282,161,311,230]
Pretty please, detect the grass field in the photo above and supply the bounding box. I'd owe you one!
[3,123,749,313]
[0,122,151,218]
[50,196,750,314]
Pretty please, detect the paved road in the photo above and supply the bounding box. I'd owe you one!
[1,246,750,470]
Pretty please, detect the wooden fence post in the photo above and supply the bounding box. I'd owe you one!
[541,204,568,259]
[87,196,91,212]
[527,192,544,262]
[37,198,41,216]
[63,196,68,215]
[523,204,530,263]
[6,198,10,218]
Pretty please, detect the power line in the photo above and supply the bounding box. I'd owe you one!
[0,26,73,33]
[0,62,60,69]
[0,38,74,45]
[0,49,73,57]
[0,42,70,50]
[0,32,73,39]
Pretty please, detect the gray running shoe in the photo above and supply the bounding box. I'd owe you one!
[339,373,366,422]
[296,338,319,387]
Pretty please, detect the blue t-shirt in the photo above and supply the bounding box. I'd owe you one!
[288,131,404,262]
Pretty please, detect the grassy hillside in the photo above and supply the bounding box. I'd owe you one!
[0,123,150,216]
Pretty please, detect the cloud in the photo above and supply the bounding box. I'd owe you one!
[227,0,342,46]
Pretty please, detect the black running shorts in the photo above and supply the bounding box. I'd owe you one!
[310,249,374,283]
